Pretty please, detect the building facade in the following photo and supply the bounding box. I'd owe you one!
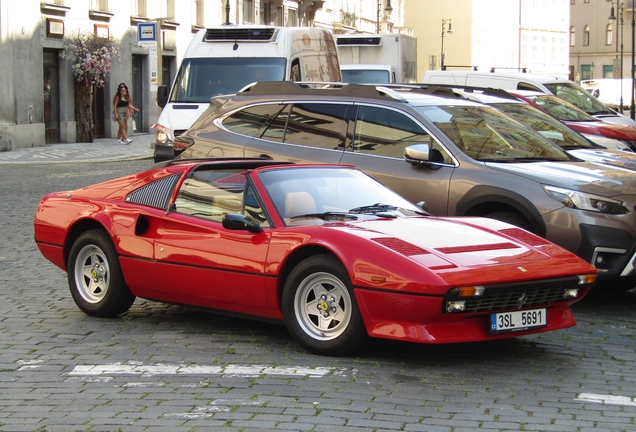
[0,0,407,152]
[569,0,634,83]
[405,0,570,82]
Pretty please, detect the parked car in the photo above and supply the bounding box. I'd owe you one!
[428,85,636,171]
[509,90,636,152]
[421,70,636,126]
[34,159,597,356]
[176,82,636,289]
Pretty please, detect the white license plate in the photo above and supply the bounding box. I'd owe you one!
[490,308,547,333]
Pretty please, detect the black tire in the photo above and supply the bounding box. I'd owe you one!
[281,254,369,356]
[486,211,534,232]
[67,229,135,317]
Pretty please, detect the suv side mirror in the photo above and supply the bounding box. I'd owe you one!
[157,85,168,108]
[404,144,443,170]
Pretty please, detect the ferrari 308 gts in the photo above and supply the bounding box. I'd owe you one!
[34,159,597,356]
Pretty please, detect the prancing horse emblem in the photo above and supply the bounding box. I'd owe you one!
[517,293,528,308]
[518,266,528,273]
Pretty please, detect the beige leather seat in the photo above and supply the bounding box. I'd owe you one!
[284,191,319,225]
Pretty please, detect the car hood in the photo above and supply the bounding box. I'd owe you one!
[566,120,636,140]
[345,216,591,286]
[486,160,636,197]
[567,148,636,172]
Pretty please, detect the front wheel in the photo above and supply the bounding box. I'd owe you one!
[67,229,135,317]
[281,254,368,356]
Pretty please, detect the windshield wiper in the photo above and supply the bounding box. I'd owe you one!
[348,203,398,214]
[290,212,359,221]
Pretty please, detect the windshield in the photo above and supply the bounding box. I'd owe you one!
[341,69,391,84]
[526,94,598,121]
[416,105,571,162]
[169,57,286,103]
[258,167,422,226]
[495,103,595,150]
[543,82,615,116]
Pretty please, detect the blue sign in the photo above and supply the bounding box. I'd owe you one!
[138,23,157,43]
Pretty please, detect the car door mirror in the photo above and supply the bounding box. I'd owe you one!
[222,213,263,233]
[404,144,443,170]
[157,85,168,108]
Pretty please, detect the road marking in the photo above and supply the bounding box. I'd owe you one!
[64,362,352,378]
[576,393,636,406]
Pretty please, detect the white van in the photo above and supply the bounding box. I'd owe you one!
[153,26,342,162]
[421,70,636,127]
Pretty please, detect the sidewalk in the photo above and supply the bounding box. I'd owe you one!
[0,133,154,165]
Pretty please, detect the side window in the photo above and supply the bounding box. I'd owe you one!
[517,82,542,91]
[353,106,442,160]
[223,104,284,137]
[174,168,270,228]
[283,103,347,149]
[260,104,290,142]
[290,58,301,81]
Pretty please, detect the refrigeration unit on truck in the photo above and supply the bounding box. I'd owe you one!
[335,33,417,84]
[152,25,342,162]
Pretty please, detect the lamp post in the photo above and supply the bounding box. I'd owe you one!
[609,2,624,113]
[631,0,635,120]
[376,0,393,34]
[440,19,452,71]
[225,0,231,25]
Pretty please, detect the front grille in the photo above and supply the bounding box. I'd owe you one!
[205,28,277,41]
[445,276,581,313]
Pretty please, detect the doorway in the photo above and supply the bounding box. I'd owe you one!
[92,86,105,138]
[43,49,60,144]
[132,55,143,133]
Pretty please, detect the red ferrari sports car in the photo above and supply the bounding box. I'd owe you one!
[34,159,597,356]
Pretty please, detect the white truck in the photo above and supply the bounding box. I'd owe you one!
[153,26,342,162]
[580,78,634,111]
[335,34,417,84]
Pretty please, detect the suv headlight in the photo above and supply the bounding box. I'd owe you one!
[543,185,629,214]
[153,124,175,147]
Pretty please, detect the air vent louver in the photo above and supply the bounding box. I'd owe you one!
[205,28,277,41]
[126,174,180,210]
[336,37,382,46]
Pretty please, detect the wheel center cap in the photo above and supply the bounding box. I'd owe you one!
[319,301,329,311]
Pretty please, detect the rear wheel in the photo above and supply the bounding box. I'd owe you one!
[486,211,533,232]
[67,229,135,317]
[282,254,368,356]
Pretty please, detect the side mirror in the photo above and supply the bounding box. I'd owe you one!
[222,213,263,234]
[416,201,429,213]
[157,85,168,108]
[404,144,443,170]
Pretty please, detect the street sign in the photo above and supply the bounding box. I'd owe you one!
[138,23,157,47]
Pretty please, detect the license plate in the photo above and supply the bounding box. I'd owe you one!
[490,308,547,333]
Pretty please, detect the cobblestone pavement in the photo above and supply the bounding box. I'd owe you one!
[0,134,153,165]
[1,160,636,432]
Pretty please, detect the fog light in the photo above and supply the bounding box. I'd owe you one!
[563,289,579,299]
[446,301,466,313]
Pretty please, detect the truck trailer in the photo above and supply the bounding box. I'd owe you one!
[335,33,417,83]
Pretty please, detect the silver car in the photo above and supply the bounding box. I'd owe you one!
[176,82,636,289]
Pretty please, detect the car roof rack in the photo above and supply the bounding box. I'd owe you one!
[378,83,519,101]
[238,81,408,102]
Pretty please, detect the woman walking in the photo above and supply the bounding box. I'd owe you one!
[112,83,139,144]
